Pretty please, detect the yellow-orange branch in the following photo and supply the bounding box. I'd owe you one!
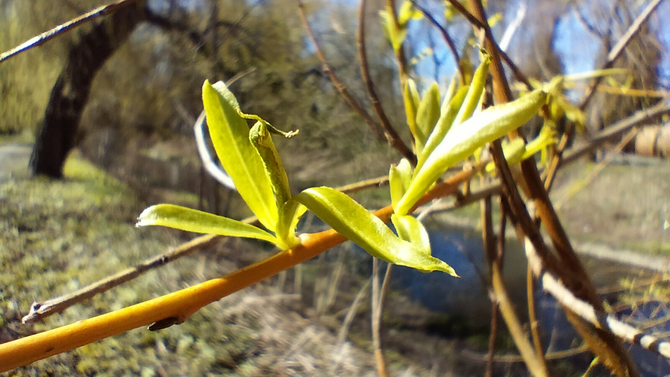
[0,167,479,372]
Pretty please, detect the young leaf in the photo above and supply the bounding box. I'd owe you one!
[249,121,292,210]
[397,89,548,215]
[276,199,307,250]
[389,158,412,212]
[454,51,490,126]
[137,204,280,246]
[404,78,420,138]
[415,82,441,153]
[203,80,278,231]
[295,187,457,274]
[416,85,469,174]
[391,214,432,255]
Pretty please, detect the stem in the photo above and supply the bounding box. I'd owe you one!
[296,0,416,164]
[357,0,415,164]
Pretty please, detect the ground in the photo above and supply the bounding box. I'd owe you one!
[1,139,669,376]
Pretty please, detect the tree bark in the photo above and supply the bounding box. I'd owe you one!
[30,3,145,178]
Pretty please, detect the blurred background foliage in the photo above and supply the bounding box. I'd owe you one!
[0,0,665,184]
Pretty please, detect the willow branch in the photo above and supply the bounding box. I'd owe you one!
[357,0,415,164]
[559,100,670,167]
[0,0,143,64]
[22,170,393,324]
[525,238,670,361]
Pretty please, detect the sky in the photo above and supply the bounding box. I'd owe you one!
[408,0,670,95]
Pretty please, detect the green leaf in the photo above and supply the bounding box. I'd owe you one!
[249,121,292,210]
[389,158,412,212]
[276,199,307,250]
[416,85,469,174]
[415,82,441,154]
[404,79,420,138]
[295,187,457,274]
[379,8,408,51]
[454,51,490,126]
[397,89,548,215]
[137,204,280,246]
[391,214,432,255]
[203,80,277,231]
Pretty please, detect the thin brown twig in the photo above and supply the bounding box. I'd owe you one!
[559,101,670,167]
[22,172,390,324]
[524,238,670,361]
[0,0,143,64]
[357,0,416,165]
[570,0,604,40]
[463,344,589,363]
[407,0,462,84]
[370,258,389,377]
[337,279,370,344]
[296,0,416,164]
[482,194,497,377]
[460,0,640,375]
[22,233,222,324]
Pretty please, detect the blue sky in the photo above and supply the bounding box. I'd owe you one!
[408,0,670,93]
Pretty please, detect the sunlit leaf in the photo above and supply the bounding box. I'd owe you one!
[203,80,277,231]
[404,78,420,138]
[397,89,547,215]
[295,187,457,274]
[379,8,408,51]
[416,86,469,174]
[391,214,431,255]
[137,204,280,246]
[389,158,412,212]
[415,82,441,153]
[454,51,490,126]
[276,199,307,250]
[249,121,291,210]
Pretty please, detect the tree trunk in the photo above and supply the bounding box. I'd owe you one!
[30,3,145,178]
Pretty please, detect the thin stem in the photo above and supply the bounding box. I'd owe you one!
[371,258,389,377]
[22,234,222,324]
[0,0,143,64]
[357,0,416,164]
[408,0,462,84]
[22,172,392,324]
[296,0,416,164]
